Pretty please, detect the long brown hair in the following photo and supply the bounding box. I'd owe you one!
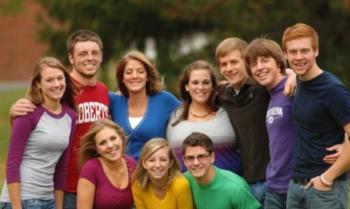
[26,57,76,111]
[115,51,163,96]
[172,60,219,126]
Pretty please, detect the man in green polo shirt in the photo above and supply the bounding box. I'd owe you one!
[182,132,260,209]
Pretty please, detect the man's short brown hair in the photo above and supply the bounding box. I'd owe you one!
[66,29,103,54]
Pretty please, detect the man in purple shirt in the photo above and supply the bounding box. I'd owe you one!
[244,38,294,209]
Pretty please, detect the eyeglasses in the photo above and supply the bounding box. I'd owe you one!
[184,153,211,163]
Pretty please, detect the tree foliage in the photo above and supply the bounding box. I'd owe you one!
[17,0,350,89]
[0,0,23,15]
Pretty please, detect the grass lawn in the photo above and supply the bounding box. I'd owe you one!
[0,88,27,187]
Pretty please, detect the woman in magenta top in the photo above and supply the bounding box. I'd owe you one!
[77,119,136,209]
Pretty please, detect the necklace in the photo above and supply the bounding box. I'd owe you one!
[190,110,212,118]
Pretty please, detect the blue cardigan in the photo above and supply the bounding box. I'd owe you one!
[109,91,180,160]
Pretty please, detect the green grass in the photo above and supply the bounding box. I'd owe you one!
[0,88,27,186]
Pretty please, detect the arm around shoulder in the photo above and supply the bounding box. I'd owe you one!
[322,123,350,183]
[9,98,36,118]
[283,68,297,96]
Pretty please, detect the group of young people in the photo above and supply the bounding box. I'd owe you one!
[0,22,349,209]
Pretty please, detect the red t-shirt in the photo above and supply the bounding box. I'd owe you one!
[66,78,110,192]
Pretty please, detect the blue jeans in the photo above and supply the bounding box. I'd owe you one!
[250,181,266,209]
[286,179,348,209]
[0,199,55,209]
[63,193,76,209]
[265,189,287,209]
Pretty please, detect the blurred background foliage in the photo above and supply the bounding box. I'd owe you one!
[2,0,350,93]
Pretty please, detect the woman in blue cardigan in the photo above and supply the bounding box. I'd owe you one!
[109,51,180,160]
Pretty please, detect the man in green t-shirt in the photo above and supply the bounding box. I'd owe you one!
[182,132,260,209]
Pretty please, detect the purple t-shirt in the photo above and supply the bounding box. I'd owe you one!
[79,156,136,209]
[266,77,294,193]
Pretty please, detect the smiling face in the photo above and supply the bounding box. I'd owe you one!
[250,56,284,90]
[142,147,173,181]
[185,69,213,105]
[285,37,319,80]
[183,146,214,183]
[218,50,249,90]
[95,127,124,163]
[38,66,66,104]
[69,41,102,79]
[122,59,148,95]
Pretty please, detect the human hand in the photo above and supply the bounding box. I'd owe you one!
[305,176,332,191]
[323,144,343,164]
[218,80,228,87]
[10,98,36,117]
[283,68,297,96]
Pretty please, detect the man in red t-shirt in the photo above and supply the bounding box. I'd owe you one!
[10,30,110,209]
